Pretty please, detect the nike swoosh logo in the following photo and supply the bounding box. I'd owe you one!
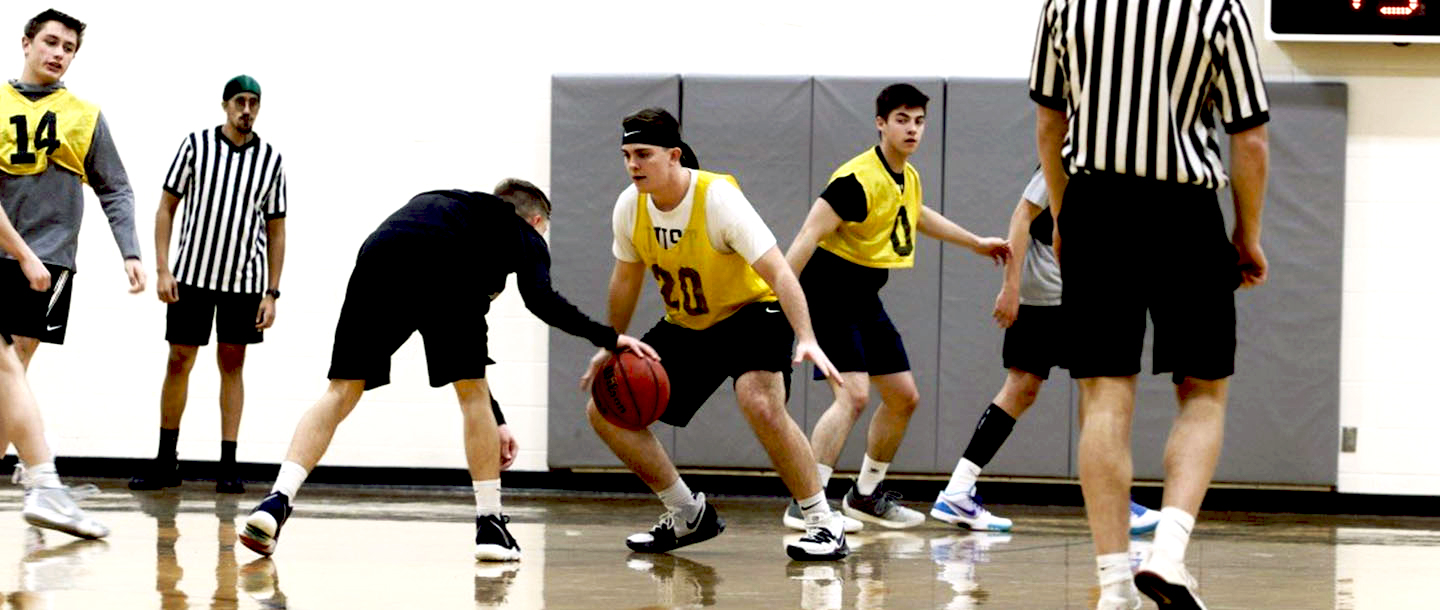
[801,501,822,511]
[765,307,780,314]
[46,324,63,331]
[624,130,641,137]
[685,510,705,530]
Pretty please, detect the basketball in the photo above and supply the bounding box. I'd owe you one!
[590,351,669,430]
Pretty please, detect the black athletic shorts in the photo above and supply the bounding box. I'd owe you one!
[327,241,492,390]
[166,283,264,346]
[1002,304,1065,380]
[0,258,74,344]
[638,300,794,427]
[1059,171,1240,383]
[801,249,910,379]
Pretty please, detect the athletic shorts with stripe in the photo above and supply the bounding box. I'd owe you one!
[637,301,794,427]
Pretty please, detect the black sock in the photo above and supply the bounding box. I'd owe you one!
[158,428,180,463]
[220,440,237,470]
[960,404,1017,468]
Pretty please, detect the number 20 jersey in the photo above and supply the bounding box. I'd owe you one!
[816,147,921,269]
[632,171,777,331]
[0,83,98,181]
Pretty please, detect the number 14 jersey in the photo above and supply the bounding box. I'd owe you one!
[0,83,98,181]
[612,169,777,330]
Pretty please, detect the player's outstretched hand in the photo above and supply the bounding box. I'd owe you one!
[993,285,1019,329]
[795,340,843,385]
[1235,237,1268,289]
[19,256,50,292]
[125,258,147,294]
[497,424,518,471]
[973,237,1010,265]
[615,334,660,360]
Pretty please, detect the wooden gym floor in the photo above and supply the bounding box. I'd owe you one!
[0,481,1432,609]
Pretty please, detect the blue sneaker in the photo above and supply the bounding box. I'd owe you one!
[1129,501,1161,535]
[930,488,1012,532]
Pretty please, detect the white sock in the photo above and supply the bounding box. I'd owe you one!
[23,462,62,489]
[1153,507,1196,563]
[856,455,889,496]
[945,458,982,495]
[271,461,309,504]
[1096,552,1136,599]
[816,463,834,491]
[657,479,702,523]
[796,490,831,521]
[473,479,502,517]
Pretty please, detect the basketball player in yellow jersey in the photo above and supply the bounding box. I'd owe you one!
[784,84,1009,530]
[579,108,849,561]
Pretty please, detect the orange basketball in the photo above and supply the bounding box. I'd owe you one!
[590,351,669,431]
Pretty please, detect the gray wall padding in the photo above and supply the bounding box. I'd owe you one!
[939,79,1074,478]
[548,76,1345,487]
[804,77,948,474]
[548,75,680,468]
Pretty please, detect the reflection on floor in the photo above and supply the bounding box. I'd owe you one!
[0,482,1433,608]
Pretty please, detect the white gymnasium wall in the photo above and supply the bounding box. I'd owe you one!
[3,2,1432,494]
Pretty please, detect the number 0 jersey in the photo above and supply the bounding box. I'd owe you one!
[816,147,921,269]
[624,170,777,330]
[0,83,98,182]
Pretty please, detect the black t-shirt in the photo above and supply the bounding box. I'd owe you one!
[364,190,618,351]
[819,146,906,223]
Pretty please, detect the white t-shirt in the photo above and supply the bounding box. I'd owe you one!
[612,168,777,265]
[1020,171,1063,306]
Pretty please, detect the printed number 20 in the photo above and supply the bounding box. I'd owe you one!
[652,265,710,316]
[8,112,61,165]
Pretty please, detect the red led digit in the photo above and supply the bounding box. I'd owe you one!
[1352,0,1362,9]
[1378,0,1421,17]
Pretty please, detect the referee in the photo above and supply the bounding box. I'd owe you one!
[1030,2,1270,608]
[130,75,287,494]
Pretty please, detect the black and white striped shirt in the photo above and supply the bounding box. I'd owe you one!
[1029,0,1270,189]
[163,127,287,293]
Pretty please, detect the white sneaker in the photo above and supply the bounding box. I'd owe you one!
[783,499,863,533]
[930,488,1013,532]
[841,484,925,529]
[22,487,109,539]
[1135,552,1207,609]
[1129,501,1161,535]
[785,512,849,561]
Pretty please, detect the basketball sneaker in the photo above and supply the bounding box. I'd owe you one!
[842,483,924,529]
[474,514,521,562]
[1135,552,1207,609]
[240,492,292,556]
[783,499,864,533]
[930,487,1013,532]
[21,486,109,539]
[127,457,181,491]
[1129,501,1161,535]
[626,492,725,553]
[786,512,849,561]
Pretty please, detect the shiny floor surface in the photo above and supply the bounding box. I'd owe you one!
[0,482,1433,609]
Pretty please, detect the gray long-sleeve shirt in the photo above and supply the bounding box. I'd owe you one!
[0,80,140,270]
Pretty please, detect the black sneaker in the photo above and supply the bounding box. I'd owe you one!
[474,514,521,562]
[842,483,925,529]
[625,492,725,553]
[127,460,181,491]
[240,492,292,556]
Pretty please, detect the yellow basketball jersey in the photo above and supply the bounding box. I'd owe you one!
[816,148,922,269]
[633,171,777,330]
[0,83,98,182]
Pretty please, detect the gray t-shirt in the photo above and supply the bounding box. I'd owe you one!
[0,80,139,270]
[1019,171,1061,306]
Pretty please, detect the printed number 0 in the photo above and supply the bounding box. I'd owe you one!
[890,206,915,256]
[651,265,710,316]
[7,112,61,165]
